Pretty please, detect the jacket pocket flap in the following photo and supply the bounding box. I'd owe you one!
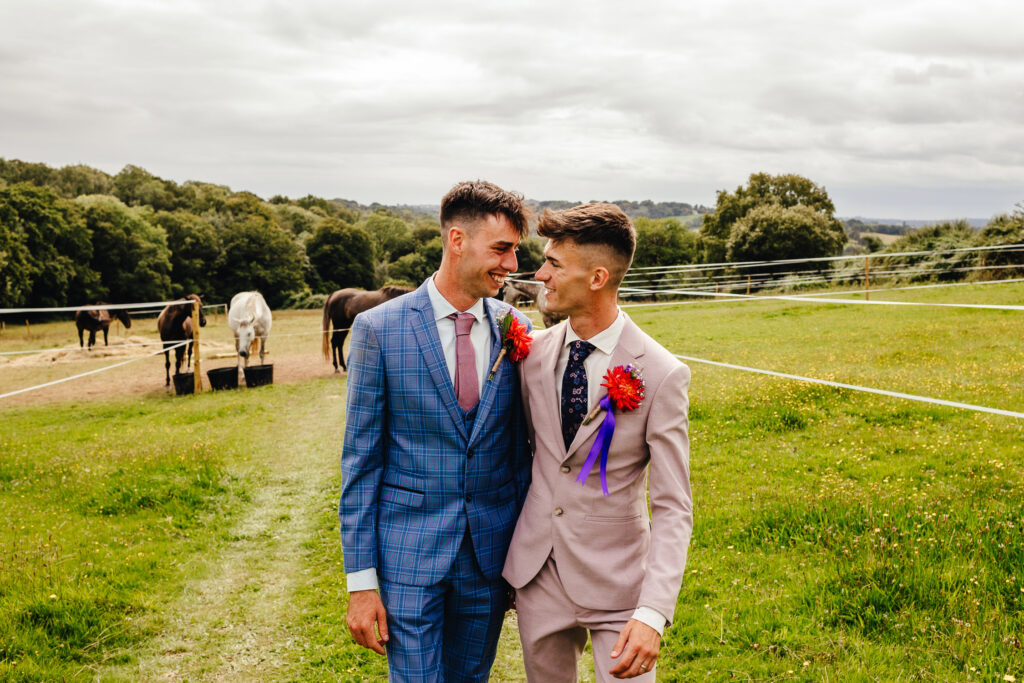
[380,484,424,508]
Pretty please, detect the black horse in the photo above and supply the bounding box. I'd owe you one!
[157,294,206,386]
[75,304,132,349]
[321,286,411,372]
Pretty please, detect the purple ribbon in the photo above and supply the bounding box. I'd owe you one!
[576,395,614,496]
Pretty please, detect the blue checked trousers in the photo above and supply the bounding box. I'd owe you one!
[379,531,508,682]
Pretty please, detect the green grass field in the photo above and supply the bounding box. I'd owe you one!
[2,282,1022,681]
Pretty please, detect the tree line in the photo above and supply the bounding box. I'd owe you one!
[2,158,1021,311]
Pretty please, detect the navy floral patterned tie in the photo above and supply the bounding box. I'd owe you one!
[561,340,596,450]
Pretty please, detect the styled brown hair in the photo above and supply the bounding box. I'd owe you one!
[537,203,636,279]
[440,180,530,239]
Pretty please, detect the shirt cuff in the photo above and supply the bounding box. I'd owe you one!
[632,606,668,636]
[346,568,379,593]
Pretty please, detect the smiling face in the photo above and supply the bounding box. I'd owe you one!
[534,239,599,317]
[452,213,521,301]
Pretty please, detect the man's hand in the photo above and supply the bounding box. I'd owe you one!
[609,618,661,678]
[346,590,389,655]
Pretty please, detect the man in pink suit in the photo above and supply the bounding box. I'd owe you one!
[503,203,692,681]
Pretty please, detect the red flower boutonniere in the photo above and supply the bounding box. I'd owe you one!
[577,364,645,497]
[582,364,645,425]
[488,309,532,380]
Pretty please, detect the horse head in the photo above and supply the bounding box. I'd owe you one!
[234,316,256,359]
[115,308,132,329]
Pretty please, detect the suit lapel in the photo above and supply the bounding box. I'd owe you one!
[409,284,468,442]
[467,299,506,447]
[564,315,647,458]
[534,321,569,458]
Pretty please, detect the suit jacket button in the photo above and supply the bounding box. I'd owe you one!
[554,507,564,516]
[465,494,473,503]
[560,465,571,473]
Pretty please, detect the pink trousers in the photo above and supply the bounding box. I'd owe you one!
[514,556,657,683]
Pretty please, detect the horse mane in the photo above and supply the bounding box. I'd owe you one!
[380,285,413,297]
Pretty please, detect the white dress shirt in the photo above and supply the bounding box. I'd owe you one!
[555,310,669,636]
[347,277,493,593]
[555,311,626,411]
[425,275,492,395]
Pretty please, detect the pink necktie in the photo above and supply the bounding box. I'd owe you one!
[450,312,479,411]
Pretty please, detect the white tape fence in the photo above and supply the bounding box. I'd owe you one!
[674,354,1024,420]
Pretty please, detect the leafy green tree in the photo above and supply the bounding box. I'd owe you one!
[306,218,375,292]
[112,165,181,211]
[217,217,304,307]
[179,181,231,214]
[511,237,543,274]
[76,195,172,302]
[389,233,444,285]
[0,191,35,307]
[389,252,430,286]
[363,211,414,261]
[725,203,847,264]
[0,158,56,187]
[53,164,113,198]
[633,218,699,268]
[975,211,1024,275]
[861,235,884,253]
[274,204,324,238]
[152,211,222,299]
[874,221,977,281]
[700,173,843,263]
[0,184,95,307]
[411,221,441,246]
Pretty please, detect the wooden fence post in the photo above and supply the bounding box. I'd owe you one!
[192,300,202,395]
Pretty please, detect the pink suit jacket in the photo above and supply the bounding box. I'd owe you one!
[502,314,692,623]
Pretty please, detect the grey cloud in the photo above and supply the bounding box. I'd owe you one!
[2,0,1024,217]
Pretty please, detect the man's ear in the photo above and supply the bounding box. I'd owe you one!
[589,266,611,291]
[447,225,466,254]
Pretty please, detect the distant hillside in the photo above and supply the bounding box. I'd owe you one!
[366,199,712,222]
[843,216,990,232]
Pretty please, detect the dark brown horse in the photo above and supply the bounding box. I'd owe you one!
[321,286,412,372]
[75,303,132,349]
[157,294,206,386]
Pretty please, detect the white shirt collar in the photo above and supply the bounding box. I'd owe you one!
[426,275,486,323]
[563,309,625,356]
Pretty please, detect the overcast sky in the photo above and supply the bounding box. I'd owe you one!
[2,0,1023,219]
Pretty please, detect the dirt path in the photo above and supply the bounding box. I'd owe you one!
[103,386,335,681]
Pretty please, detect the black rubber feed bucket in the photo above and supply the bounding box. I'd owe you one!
[243,364,273,388]
[172,372,195,395]
[207,367,239,391]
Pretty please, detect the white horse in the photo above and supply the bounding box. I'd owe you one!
[228,291,272,369]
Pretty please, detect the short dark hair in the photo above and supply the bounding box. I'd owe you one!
[440,180,530,239]
[537,203,636,274]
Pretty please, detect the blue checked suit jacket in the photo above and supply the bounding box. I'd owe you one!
[340,280,532,586]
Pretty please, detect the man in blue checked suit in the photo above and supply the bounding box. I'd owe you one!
[340,180,533,682]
